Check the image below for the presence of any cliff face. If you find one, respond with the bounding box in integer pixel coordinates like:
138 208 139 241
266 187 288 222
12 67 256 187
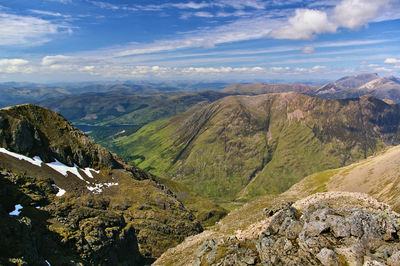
0 104 202 264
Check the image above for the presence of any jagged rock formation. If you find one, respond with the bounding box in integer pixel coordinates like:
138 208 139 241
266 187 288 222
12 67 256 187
155 193 400 265
112 92 400 201
0 104 203 264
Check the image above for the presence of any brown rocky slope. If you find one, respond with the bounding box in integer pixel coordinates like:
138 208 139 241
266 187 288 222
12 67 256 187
0 104 203 265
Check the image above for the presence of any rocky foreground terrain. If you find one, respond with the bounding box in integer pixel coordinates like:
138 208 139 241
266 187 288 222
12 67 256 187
155 192 400 265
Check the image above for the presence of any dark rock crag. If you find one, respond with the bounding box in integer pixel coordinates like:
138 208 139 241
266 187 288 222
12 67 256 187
0 104 203 265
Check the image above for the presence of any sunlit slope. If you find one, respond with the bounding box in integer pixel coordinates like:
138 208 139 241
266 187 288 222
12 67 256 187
112 93 400 201
284 144 400 211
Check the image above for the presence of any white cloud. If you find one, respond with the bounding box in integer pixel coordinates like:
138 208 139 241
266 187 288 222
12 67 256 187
41 55 72 66
117 17 274 56
270 66 290 72
215 0 266 10
384 58 400 64
91 1 137 11
270 9 337 40
171 2 211 9
334 0 390 29
268 0 396 40
0 58 33 73
311 65 326 71
0 12 71 46
302 46 315 54
374 67 393 72
193 12 214 18
29 9 70 18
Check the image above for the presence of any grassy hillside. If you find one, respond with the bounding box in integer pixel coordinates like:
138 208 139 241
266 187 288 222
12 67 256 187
284 144 400 212
110 93 400 201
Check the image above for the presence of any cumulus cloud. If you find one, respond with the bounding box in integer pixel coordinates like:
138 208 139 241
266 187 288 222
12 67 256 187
0 59 33 73
270 9 337 40
384 58 400 64
334 0 391 29
0 12 71 46
269 0 394 40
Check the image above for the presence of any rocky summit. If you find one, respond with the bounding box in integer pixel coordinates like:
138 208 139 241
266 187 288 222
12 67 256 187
155 192 400 265
0 104 202 265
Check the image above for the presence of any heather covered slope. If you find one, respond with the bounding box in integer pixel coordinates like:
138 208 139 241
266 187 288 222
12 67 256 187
0 104 203 264
112 92 400 201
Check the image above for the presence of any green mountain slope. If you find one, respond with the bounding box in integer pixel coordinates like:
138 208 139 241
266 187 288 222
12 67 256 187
0 104 204 264
111 92 400 201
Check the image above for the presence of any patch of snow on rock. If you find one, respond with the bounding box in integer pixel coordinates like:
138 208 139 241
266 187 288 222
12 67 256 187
9 204 23 216
82 167 100 178
87 182 118 194
0 148 42 166
52 184 66 197
46 160 86 181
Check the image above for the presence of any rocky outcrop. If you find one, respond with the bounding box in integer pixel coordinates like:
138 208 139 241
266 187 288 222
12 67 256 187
156 193 400 265
0 104 203 264
0 104 124 170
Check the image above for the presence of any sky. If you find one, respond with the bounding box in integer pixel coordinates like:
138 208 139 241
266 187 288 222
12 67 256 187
0 0 400 83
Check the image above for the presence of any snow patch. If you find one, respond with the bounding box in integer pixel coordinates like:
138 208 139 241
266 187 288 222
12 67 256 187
52 184 66 197
9 204 23 216
87 182 118 194
46 160 86 181
82 167 100 178
0 148 42 166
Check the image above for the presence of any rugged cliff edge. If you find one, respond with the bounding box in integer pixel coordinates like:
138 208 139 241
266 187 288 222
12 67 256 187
0 104 202 265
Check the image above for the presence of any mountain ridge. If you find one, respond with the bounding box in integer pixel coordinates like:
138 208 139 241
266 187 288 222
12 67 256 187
0 104 205 264
111 92 400 201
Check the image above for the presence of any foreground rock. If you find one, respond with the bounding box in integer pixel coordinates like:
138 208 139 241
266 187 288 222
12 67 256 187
155 193 400 265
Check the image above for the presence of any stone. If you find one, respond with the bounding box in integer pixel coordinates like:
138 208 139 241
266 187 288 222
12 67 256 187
387 251 400 266
327 215 350 238
316 248 340 266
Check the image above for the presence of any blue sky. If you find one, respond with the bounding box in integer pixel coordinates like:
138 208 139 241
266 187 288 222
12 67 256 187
0 0 400 82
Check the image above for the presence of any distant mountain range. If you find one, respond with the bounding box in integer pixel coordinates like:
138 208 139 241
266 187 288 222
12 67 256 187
221 73 400 103
0 81 229 108
315 73 400 102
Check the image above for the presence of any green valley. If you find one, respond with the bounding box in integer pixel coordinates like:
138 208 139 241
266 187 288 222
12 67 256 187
110 92 400 201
